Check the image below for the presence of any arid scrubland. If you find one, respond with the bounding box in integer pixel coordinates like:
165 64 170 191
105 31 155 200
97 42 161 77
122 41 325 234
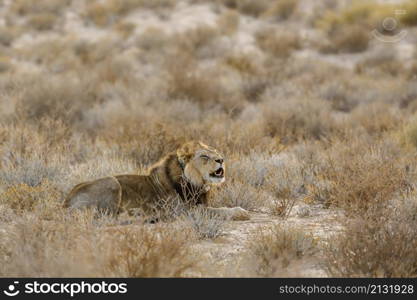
0 0 417 277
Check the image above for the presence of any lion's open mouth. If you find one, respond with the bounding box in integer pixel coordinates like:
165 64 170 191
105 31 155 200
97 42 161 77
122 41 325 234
210 167 224 178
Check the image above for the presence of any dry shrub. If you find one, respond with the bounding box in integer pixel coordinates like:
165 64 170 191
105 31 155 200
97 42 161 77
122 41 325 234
320 81 357 112
0 181 61 215
16 37 85 72
228 153 277 189
220 0 298 20
217 9 240 35
73 38 125 66
211 152 301 212
84 2 115 27
0 121 70 188
248 224 317 277
241 75 273 102
400 118 417 149
182 207 225 239
94 57 135 85
262 153 306 216
324 202 417 277
233 0 270 17
114 21 136 38
256 27 301 58
262 97 336 143
407 62 417 81
316 1 398 53
196 117 281 155
320 24 369 54
319 138 408 214
27 13 57 31
109 0 176 11
264 0 299 21
269 198 296 218
103 224 198 277
317 1 393 34
100 118 183 166
267 169 300 217
85 0 175 26
11 0 71 15
136 27 171 51
0 26 20 46
165 53 230 107
399 82 417 110
355 47 405 77
399 0 417 26
211 181 268 211
223 52 260 75
0 213 199 277
175 25 221 58
318 77 401 113
0 56 12 73
347 102 402 136
13 74 118 127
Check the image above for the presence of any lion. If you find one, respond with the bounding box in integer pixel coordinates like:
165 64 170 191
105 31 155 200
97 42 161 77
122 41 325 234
64 141 250 221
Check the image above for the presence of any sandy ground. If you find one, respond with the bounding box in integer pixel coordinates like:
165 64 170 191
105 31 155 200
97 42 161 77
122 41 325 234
191 205 344 277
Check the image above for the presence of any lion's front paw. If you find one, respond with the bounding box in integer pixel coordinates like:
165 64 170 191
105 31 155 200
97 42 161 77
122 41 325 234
230 207 250 221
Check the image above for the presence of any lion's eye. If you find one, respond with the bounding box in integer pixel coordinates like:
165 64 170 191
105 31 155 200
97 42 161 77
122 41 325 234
200 155 209 160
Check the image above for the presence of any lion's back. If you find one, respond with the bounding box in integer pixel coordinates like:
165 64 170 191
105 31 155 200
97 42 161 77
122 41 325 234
113 174 173 212
64 176 122 213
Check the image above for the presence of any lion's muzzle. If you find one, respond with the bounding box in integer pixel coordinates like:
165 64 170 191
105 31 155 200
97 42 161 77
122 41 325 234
210 167 224 178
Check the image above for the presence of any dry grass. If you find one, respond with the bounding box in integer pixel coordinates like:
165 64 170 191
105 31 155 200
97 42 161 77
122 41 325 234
230 0 271 17
11 0 71 16
0 213 200 277
102 224 199 277
114 21 136 38
315 1 408 53
320 24 370 54
355 47 404 76
211 181 268 211
316 1 394 33
248 224 317 277
0 56 12 72
182 207 225 239
400 0 417 26
0 26 20 46
324 201 417 277
85 0 175 27
225 0 299 20
262 97 337 143
255 27 301 58
0 181 61 214
27 13 58 31
305 137 410 214
217 9 240 35
264 0 299 21
224 53 260 75
165 52 232 107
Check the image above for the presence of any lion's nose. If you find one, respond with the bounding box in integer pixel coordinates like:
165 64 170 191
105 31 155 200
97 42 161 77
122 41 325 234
215 159 223 164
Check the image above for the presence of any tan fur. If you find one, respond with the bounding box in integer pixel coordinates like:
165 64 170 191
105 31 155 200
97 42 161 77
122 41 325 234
64 141 250 220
